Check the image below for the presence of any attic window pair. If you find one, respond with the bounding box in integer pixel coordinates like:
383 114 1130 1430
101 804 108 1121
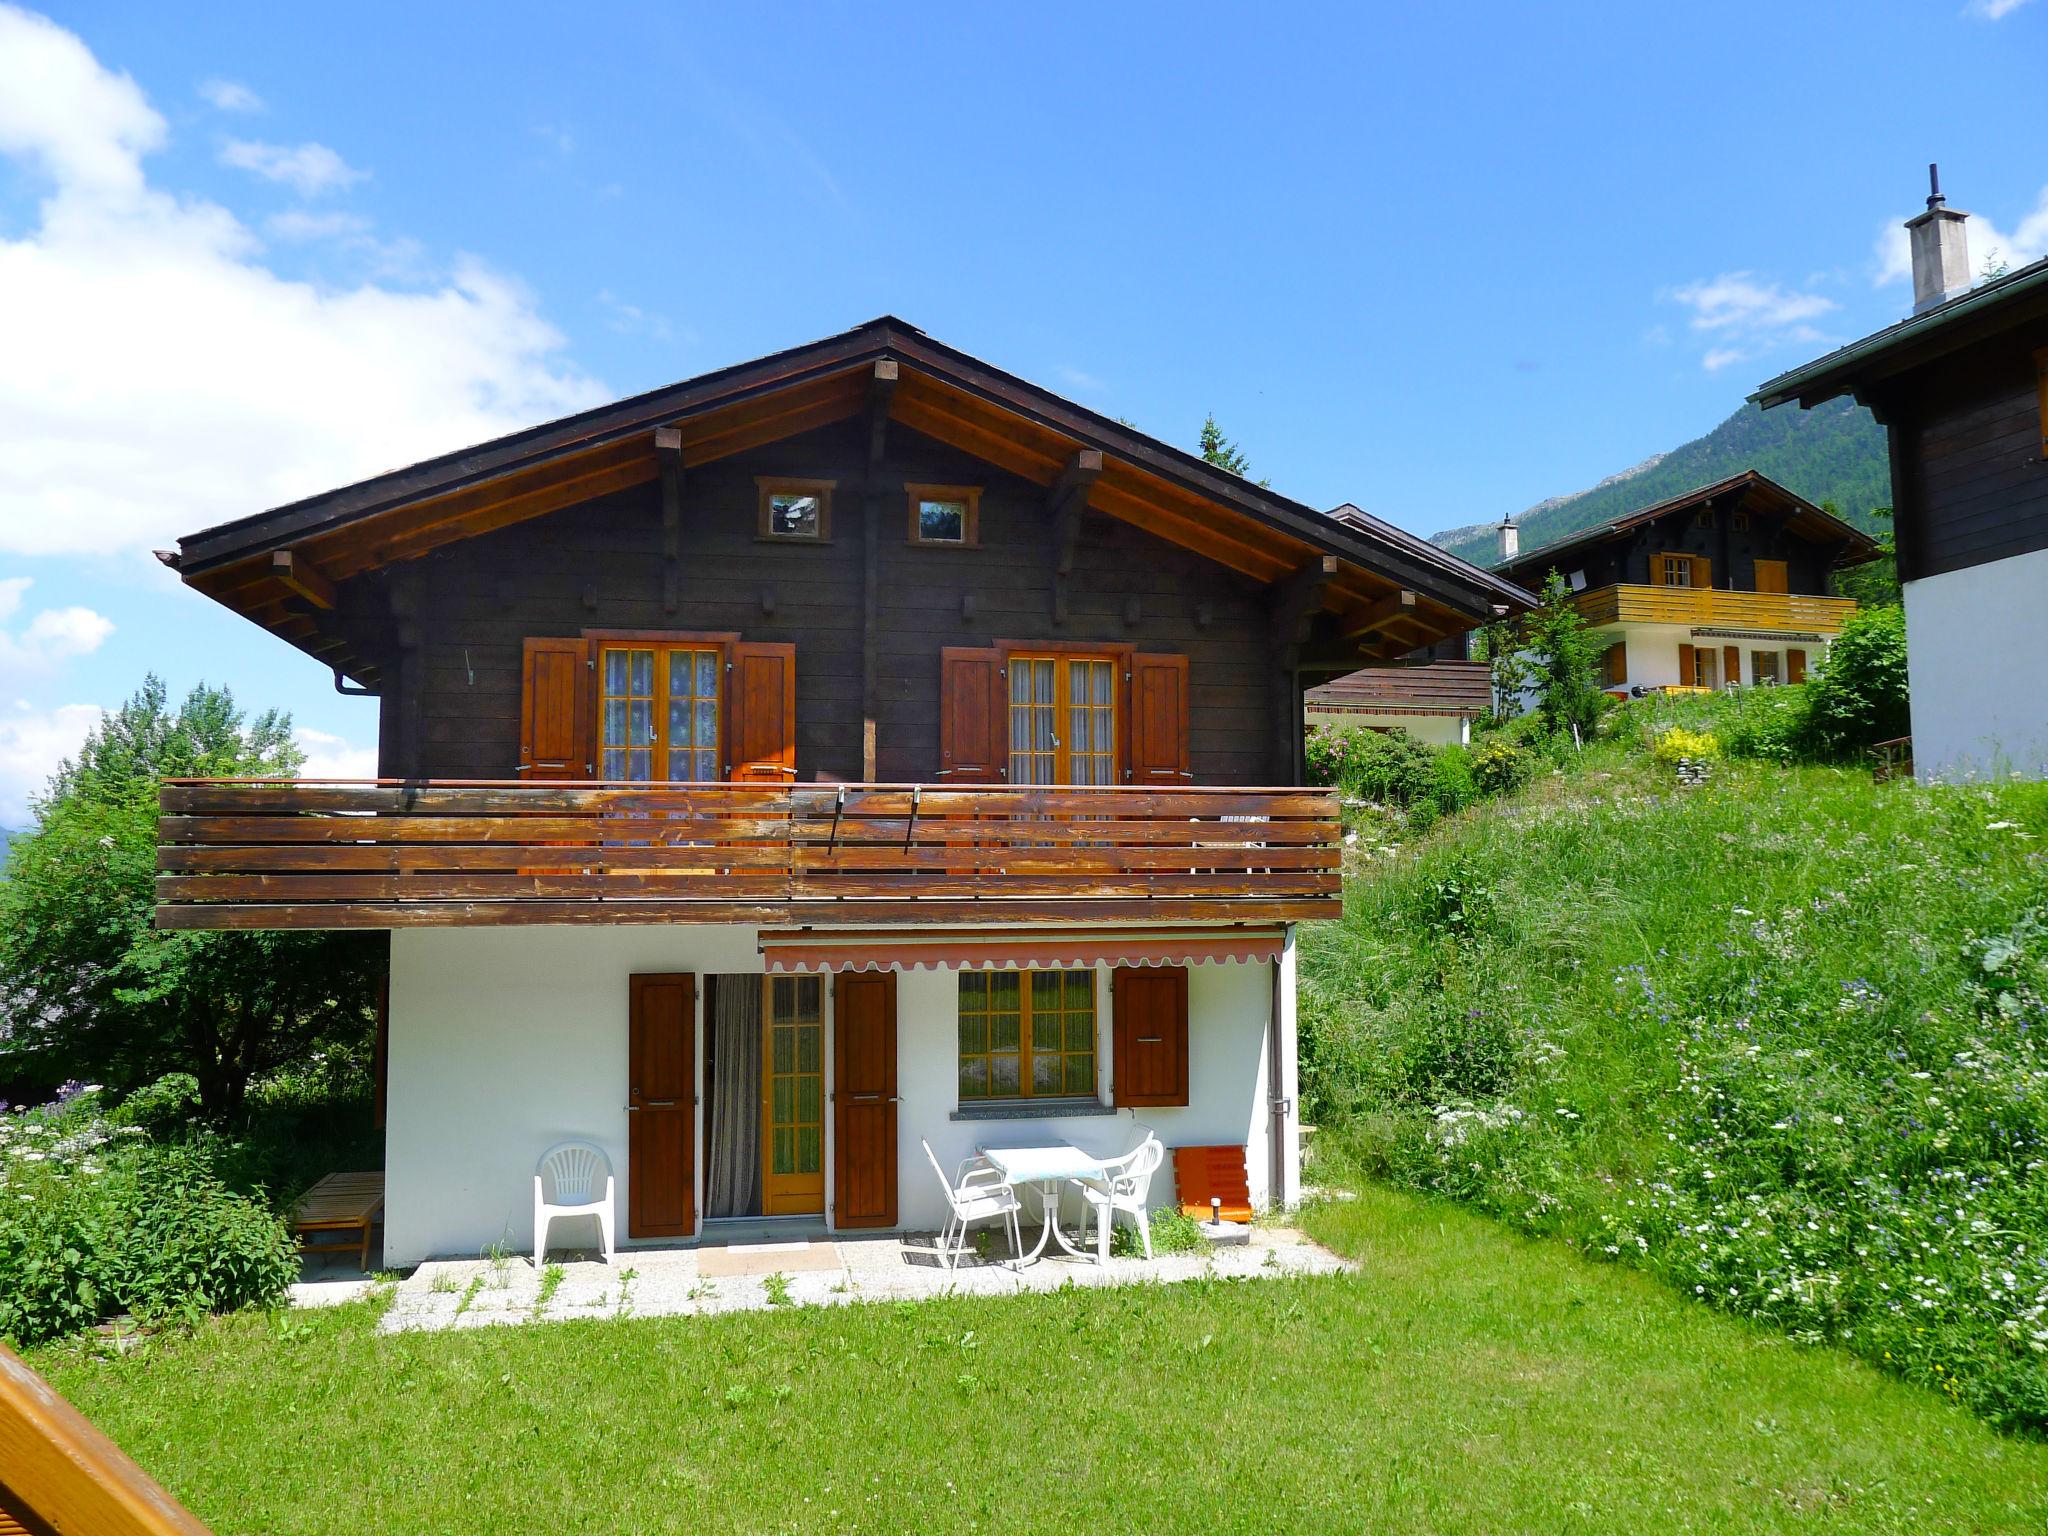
755 479 980 547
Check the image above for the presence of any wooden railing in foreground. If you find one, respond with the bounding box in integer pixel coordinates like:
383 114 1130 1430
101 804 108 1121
0 1342 213 1536
156 781 1343 929
1574 584 1856 633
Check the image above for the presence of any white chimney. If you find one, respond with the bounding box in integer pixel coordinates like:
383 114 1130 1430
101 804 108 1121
1498 515 1519 562
1906 163 1970 314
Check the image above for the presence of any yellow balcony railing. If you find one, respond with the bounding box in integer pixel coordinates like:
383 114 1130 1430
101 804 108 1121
1574 584 1856 634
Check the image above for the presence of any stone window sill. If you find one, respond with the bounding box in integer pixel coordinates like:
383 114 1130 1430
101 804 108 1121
949 1098 1117 1122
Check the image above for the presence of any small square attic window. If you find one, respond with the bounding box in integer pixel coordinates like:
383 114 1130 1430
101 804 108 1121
757 478 833 542
907 484 980 547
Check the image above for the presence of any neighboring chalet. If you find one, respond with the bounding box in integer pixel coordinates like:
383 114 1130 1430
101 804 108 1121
1756 174 2048 780
1304 660 1492 745
153 317 1528 1265
1495 472 1881 695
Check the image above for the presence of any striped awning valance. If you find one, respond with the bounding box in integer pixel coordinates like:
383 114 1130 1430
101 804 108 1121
757 926 1287 973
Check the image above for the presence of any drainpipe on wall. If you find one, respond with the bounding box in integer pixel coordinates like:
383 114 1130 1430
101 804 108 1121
1268 930 1294 1208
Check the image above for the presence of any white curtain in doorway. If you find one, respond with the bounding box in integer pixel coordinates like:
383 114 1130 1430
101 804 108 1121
705 977 761 1218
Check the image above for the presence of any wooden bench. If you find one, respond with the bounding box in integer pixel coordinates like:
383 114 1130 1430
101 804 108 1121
1172 1145 1254 1224
293 1171 384 1272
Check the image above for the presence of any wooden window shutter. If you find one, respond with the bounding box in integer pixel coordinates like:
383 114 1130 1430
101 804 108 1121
1112 966 1189 1108
1648 553 1665 586
727 642 797 783
939 647 1006 783
1786 647 1807 684
1693 555 1713 589
519 636 590 780
1754 559 1789 595
1677 642 1695 685
1604 641 1627 688
1127 653 1190 785
1723 644 1741 686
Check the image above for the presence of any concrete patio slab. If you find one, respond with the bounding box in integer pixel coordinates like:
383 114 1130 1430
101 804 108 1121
372 1223 1349 1334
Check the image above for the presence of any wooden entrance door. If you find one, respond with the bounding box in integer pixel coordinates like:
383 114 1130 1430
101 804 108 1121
628 973 695 1238
760 975 825 1215
833 972 898 1228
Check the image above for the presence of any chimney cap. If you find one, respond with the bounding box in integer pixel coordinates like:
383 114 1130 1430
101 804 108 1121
1926 162 1944 211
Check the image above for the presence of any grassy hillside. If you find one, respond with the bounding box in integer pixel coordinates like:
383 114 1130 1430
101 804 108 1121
1433 398 1889 564
1302 694 2048 1433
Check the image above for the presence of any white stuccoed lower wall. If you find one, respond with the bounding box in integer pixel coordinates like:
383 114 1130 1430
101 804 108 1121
1904 548 2048 783
384 925 1294 1266
1304 709 1470 746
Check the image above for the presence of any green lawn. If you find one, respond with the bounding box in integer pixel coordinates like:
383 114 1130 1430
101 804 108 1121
35 1184 2048 1535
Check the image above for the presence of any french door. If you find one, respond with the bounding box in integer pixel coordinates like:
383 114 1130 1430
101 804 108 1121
760 975 825 1215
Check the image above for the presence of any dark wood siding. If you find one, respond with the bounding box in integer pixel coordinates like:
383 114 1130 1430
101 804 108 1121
380 418 1275 783
1899 328 2048 580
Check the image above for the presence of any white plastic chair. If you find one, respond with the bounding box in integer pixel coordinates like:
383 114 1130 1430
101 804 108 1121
534 1141 616 1266
1072 1134 1166 1262
922 1139 1023 1271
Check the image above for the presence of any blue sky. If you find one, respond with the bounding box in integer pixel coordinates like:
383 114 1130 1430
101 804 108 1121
0 1 2043 820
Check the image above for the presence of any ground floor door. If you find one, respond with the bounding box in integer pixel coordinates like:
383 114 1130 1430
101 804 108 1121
760 975 826 1215
833 971 898 1228
628 973 696 1238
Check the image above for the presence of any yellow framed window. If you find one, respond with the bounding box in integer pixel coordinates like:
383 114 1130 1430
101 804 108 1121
598 644 722 781
957 969 1096 1101
1007 655 1118 786
762 974 824 1190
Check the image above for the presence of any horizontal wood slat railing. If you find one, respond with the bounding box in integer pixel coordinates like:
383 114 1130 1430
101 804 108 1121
1573 584 1856 633
155 781 1343 929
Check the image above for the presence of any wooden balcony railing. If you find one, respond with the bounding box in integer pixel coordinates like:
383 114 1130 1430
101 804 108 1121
156 781 1342 929
1574 584 1857 634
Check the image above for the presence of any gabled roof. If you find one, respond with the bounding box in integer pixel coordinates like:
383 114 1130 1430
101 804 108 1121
1752 253 2048 410
1494 470 1883 585
167 317 1532 683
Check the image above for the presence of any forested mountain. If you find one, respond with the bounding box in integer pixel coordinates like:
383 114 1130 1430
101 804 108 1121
1431 398 1889 565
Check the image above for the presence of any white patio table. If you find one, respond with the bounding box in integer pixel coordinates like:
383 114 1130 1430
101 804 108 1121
978 1142 1111 1265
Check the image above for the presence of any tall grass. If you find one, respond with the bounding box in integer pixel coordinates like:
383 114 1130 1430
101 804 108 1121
1302 707 2048 1432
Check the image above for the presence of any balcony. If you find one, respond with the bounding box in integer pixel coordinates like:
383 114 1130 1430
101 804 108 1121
1574 584 1857 634
156 781 1341 930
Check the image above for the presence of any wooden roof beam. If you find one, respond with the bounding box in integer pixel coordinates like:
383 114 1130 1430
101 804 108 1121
1338 588 1417 641
1270 555 1338 652
270 550 336 610
1048 449 1104 579
656 427 684 614
866 359 899 465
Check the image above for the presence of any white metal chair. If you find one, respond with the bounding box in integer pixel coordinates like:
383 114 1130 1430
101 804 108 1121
922 1139 1023 1271
534 1141 616 1266
1072 1134 1166 1262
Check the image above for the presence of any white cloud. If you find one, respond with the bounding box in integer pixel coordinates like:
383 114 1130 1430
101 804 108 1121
0 577 113 670
294 725 376 780
1966 0 2034 17
1873 183 2048 286
198 77 263 113
596 288 675 342
0 4 606 562
0 701 103 824
219 137 365 197
1662 271 1837 372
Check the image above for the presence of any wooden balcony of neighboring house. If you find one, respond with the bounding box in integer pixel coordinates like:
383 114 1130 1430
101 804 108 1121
1572 584 1858 634
154 780 1343 930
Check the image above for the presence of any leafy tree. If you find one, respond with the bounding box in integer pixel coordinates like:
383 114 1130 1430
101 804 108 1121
1198 414 1270 487
1829 502 1902 607
0 677 382 1120
1518 572 1605 740
1803 604 1910 757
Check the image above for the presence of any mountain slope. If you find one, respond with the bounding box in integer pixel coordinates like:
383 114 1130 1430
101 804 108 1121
1432 398 1889 565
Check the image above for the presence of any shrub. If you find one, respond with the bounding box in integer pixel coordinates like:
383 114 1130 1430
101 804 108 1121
1650 726 1720 767
111 1072 200 1136
0 1096 297 1346
1717 686 1811 763
1802 604 1909 758
1110 1204 1210 1257
1470 736 1535 796
1305 725 1437 808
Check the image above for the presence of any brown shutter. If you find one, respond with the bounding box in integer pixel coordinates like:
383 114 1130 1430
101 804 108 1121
727 642 796 783
832 972 897 1229
1786 647 1808 684
1723 644 1741 687
628 973 695 1239
1648 553 1664 587
1113 966 1189 1108
1603 641 1627 688
1128 652 1190 786
520 636 590 780
1754 559 1789 595
939 647 1006 783
1677 642 1695 685
1693 555 1713 589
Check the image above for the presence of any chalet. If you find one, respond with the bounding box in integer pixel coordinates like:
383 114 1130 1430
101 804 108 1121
153 317 1528 1266
1304 660 1493 745
1755 173 2048 780
1493 472 1882 695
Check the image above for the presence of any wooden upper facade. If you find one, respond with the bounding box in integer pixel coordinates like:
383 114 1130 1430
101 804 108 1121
1497 471 1880 602
155 319 1526 930
1755 257 2048 583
